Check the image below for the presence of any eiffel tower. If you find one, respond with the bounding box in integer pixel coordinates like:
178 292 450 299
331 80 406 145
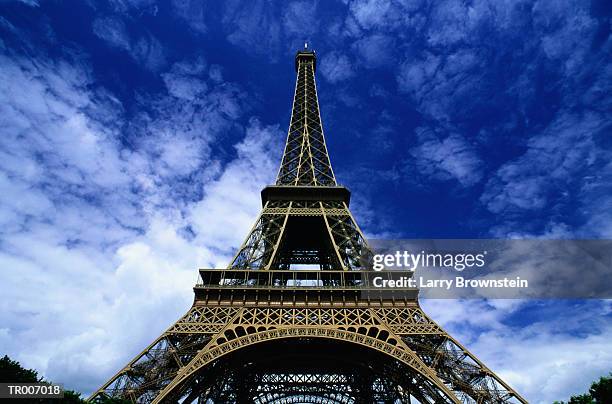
90 47 527 404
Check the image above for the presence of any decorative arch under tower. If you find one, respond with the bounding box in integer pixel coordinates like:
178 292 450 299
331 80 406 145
89 47 527 404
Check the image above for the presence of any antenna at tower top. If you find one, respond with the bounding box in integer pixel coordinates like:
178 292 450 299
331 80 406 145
304 42 308 49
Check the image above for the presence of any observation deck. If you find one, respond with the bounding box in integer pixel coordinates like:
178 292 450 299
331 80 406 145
195 268 419 305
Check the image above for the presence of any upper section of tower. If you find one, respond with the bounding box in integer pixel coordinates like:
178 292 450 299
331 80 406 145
275 47 337 187
295 47 316 72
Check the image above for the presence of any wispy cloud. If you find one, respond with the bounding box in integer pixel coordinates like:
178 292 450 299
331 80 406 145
347 0 422 33
189 119 282 257
222 0 282 57
92 15 166 71
282 1 319 38
171 0 207 34
92 16 130 51
14 0 39 7
397 48 490 123
481 110 611 237
319 51 354 83
0 33 280 394
408 127 484 187
349 0 394 30
353 33 395 68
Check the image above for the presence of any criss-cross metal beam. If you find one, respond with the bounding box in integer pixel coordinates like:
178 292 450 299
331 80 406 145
276 50 336 186
89 47 527 404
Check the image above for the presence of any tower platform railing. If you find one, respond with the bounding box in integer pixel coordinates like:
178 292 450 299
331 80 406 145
194 268 419 303
197 268 416 289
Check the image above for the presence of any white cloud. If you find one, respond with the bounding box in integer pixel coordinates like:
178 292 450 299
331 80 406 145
92 16 166 71
391 0 611 239
397 48 484 122
320 51 354 83
0 43 283 396
397 52 440 94
425 0 472 46
15 0 40 7
353 34 394 67
422 299 612 403
409 128 483 187
480 111 609 236
189 119 282 257
0 214 204 392
347 0 422 33
533 0 598 76
172 0 207 34
131 34 166 71
161 58 208 100
92 17 131 52
222 0 282 57
283 1 319 38
350 0 393 29
107 0 158 14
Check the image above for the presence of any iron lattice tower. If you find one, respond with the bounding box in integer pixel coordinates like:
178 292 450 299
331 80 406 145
90 48 527 404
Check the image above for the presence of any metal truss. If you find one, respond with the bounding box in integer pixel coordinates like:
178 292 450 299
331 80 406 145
89 48 526 404
92 333 211 402
276 52 335 186
90 305 525 403
228 200 371 271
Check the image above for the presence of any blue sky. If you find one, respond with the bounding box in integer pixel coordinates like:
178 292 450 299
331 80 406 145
0 0 610 402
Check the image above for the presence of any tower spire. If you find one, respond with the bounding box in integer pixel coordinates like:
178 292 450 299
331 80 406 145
226 47 369 271
277 47 335 186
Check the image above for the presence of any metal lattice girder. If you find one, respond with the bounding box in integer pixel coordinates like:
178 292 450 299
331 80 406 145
169 306 241 334
277 52 336 186
228 200 372 271
402 333 524 404
250 373 431 403
91 333 211 402
228 51 372 272
159 322 459 404
256 394 350 404
148 313 459 403
251 373 355 403
91 304 526 403
89 48 527 404
228 201 288 270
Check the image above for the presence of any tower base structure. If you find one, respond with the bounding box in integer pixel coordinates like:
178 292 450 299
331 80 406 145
91 273 525 403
